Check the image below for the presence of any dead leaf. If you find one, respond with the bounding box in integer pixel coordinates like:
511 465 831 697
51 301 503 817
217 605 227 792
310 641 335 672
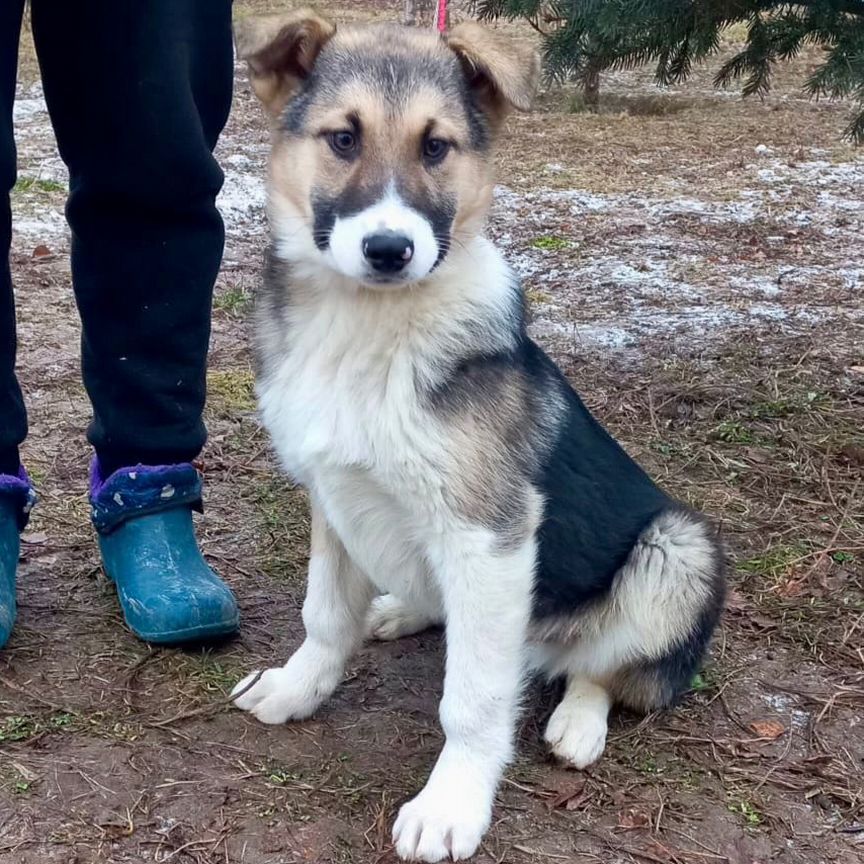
545 778 588 811
749 720 785 740
21 532 48 545
838 443 864 466
32 244 51 258
618 809 651 830
776 577 806 598
725 589 749 611
644 839 676 862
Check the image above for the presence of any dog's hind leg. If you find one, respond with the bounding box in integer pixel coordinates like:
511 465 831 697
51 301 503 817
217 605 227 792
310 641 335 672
232 502 375 723
537 506 724 767
544 677 611 768
366 593 440 641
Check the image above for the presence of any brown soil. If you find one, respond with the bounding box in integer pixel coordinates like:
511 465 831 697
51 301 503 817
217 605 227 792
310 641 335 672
1 3 862 863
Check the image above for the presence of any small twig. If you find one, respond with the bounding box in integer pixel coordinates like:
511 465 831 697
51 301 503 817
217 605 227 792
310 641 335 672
784 545 864 569
797 479 860 579
511 846 570 860
0 674 77 714
147 670 263 729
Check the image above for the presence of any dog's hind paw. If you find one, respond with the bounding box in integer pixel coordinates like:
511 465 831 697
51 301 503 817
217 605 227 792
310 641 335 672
366 594 436 642
544 697 608 769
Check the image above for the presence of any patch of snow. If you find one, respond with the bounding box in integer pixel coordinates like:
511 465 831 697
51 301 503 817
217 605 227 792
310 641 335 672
730 275 781 298
217 171 267 230
762 693 794 711
791 710 810 729
13 209 68 239
12 86 47 123
818 191 863 213
748 303 789 321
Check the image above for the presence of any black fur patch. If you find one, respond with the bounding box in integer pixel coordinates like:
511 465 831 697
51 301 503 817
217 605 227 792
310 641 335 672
254 248 294 375
311 182 454 256
311 182 386 249
531 369 674 619
398 185 455 266
311 194 338 250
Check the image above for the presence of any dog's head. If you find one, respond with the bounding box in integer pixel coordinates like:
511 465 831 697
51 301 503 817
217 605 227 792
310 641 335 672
235 10 539 288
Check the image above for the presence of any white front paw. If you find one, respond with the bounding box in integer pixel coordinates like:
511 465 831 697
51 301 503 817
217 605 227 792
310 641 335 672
393 783 491 862
231 667 319 724
544 700 608 769
232 644 342 724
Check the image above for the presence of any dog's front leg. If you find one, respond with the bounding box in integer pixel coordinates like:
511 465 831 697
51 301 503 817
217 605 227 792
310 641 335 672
393 528 534 862
232 503 374 724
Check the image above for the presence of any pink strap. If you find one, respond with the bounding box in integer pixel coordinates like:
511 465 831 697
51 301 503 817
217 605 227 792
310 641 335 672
436 0 448 32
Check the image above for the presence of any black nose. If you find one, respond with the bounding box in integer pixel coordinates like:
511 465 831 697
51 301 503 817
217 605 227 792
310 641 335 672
362 231 414 274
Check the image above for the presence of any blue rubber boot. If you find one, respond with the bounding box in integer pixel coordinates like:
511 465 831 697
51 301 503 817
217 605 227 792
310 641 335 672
91 461 239 644
0 468 37 649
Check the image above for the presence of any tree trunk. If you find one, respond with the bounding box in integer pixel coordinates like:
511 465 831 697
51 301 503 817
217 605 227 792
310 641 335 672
583 65 600 112
404 0 436 27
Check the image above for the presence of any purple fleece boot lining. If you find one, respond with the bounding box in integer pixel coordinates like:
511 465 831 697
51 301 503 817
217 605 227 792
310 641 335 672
89 458 204 535
0 466 37 530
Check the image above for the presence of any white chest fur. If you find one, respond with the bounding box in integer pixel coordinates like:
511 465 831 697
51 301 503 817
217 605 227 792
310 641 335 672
258 238 513 491
259 290 438 489
255 239 517 595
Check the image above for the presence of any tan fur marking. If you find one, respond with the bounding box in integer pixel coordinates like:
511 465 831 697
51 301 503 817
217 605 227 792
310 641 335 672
446 21 540 120
234 9 336 116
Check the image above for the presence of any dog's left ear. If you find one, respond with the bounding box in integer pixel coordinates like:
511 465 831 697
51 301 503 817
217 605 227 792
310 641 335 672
234 9 336 117
445 21 540 121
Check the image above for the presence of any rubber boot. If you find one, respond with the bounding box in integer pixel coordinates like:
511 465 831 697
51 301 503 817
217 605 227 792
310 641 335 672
90 460 239 644
0 468 37 649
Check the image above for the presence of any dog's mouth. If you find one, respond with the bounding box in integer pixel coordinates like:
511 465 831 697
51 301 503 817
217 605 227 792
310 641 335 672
312 190 452 287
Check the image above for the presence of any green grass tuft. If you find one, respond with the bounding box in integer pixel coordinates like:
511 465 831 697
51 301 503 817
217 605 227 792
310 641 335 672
208 368 256 414
0 711 74 743
529 235 570 251
712 421 755 444
738 543 810 579
13 176 66 194
214 285 252 317
728 797 763 827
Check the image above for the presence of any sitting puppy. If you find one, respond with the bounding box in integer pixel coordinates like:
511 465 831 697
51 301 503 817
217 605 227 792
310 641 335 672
231 10 725 862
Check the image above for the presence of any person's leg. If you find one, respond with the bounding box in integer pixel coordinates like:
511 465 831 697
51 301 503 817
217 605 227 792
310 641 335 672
0 0 27 478
31 0 231 472
0 0 30 650
30 0 238 644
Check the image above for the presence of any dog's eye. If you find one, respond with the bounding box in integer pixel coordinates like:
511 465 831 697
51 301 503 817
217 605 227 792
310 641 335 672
328 130 358 157
422 137 450 164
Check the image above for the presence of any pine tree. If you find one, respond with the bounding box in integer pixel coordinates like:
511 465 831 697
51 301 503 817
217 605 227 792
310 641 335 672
470 1 864 143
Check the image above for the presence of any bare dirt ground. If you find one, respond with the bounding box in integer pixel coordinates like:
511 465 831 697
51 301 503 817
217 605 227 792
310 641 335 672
1 2 862 862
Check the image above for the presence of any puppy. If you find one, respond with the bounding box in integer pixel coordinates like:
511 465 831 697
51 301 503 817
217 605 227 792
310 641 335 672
231 11 725 862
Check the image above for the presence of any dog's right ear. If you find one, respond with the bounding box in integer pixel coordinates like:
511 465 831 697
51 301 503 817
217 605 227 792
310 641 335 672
234 9 335 117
